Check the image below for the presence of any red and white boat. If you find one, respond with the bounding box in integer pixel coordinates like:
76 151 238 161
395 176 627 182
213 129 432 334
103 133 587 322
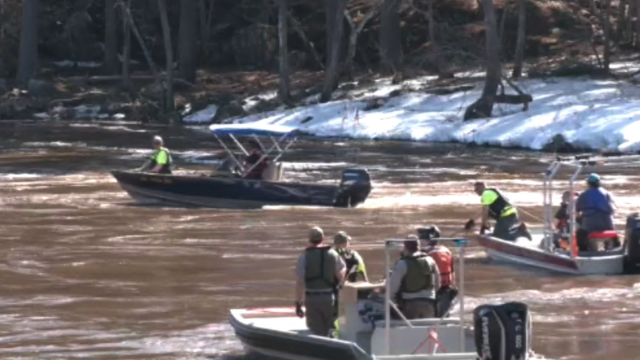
478 154 640 276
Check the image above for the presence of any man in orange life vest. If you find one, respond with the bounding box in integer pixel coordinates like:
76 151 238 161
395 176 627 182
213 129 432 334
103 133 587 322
295 227 346 336
416 226 458 317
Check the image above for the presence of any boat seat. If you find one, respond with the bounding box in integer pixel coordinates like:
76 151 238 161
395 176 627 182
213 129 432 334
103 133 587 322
587 230 618 240
586 231 619 252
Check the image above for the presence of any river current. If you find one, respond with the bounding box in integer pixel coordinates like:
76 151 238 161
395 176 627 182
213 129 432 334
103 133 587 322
1 122 639 360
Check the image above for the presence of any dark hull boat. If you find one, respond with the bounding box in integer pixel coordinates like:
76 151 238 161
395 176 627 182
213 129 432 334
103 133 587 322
112 123 372 209
111 168 372 209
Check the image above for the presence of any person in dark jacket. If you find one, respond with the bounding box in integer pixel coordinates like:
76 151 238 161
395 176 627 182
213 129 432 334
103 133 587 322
575 173 616 251
243 140 269 179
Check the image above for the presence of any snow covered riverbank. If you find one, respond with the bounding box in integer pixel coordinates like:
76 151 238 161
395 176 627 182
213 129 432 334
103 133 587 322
198 74 640 152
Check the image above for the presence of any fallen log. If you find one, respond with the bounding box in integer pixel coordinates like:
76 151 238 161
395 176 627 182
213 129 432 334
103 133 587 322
61 75 195 88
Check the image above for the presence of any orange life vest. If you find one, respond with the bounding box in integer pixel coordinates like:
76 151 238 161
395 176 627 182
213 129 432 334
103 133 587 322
425 245 455 287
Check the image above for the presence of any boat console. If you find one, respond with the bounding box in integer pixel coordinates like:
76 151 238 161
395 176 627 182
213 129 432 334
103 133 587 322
338 281 471 355
262 161 284 182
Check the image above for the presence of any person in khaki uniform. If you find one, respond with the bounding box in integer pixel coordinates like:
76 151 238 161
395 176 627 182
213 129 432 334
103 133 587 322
333 231 368 283
295 227 346 336
388 234 440 319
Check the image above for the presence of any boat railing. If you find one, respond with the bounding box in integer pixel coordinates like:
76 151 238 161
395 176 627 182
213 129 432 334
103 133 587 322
383 238 469 356
213 132 297 179
543 153 640 256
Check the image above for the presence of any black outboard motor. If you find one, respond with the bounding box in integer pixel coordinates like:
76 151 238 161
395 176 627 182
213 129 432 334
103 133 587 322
474 302 531 360
623 213 640 274
335 168 372 207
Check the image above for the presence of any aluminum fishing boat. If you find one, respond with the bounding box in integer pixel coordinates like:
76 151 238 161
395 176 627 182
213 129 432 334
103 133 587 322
111 124 372 208
478 153 640 275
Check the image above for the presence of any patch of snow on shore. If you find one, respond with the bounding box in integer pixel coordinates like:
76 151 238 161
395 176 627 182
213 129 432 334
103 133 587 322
183 104 218 124
229 77 640 152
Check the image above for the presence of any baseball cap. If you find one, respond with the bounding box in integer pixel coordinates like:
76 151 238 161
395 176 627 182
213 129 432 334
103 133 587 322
587 173 600 184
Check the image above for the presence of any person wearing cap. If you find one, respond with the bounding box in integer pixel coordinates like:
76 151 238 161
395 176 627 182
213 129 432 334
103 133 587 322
138 136 173 174
575 173 616 251
243 140 269 179
387 234 440 319
295 226 346 336
416 226 457 317
468 181 531 241
333 231 368 283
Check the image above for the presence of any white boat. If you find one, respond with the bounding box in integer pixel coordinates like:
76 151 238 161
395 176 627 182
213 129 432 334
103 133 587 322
478 154 640 275
229 238 534 360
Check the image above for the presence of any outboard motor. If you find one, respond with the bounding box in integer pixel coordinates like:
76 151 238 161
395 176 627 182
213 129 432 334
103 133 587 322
335 169 372 207
623 213 640 274
474 302 531 360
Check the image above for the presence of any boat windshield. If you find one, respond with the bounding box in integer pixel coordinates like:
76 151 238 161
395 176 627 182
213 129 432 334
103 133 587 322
208 124 299 178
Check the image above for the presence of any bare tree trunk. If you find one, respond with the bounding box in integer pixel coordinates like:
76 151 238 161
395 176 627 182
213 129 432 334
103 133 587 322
463 0 502 121
343 6 377 79
379 0 403 75
602 0 612 70
636 0 640 48
408 0 448 77
324 0 340 64
512 0 526 78
289 12 324 69
198 0 216 59
616 0 628 42
320 0 347 103
157 0 175 113
121 0 131 88
17 0 40 85
104 0 119 74
178 0 198 83
120 2 159 78
498 3 508 51
277 0 290 102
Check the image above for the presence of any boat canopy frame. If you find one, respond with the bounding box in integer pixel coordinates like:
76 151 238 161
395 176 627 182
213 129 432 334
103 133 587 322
382 237 469 356
209 124 299 178
542 153 640 255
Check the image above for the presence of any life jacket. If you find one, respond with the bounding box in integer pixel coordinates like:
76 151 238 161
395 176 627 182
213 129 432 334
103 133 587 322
149 147 173 174
399 252 435 295
425 245 454 288
484 188 513 220
304 245 337 290
246 150 269 179
336 248 364 282
579 188 613 216
555 203 569 232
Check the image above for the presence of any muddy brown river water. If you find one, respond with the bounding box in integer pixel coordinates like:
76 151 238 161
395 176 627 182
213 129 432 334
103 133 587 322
1 122 639 360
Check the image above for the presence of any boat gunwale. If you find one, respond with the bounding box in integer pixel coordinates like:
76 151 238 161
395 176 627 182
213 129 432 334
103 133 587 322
111 169 353 190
